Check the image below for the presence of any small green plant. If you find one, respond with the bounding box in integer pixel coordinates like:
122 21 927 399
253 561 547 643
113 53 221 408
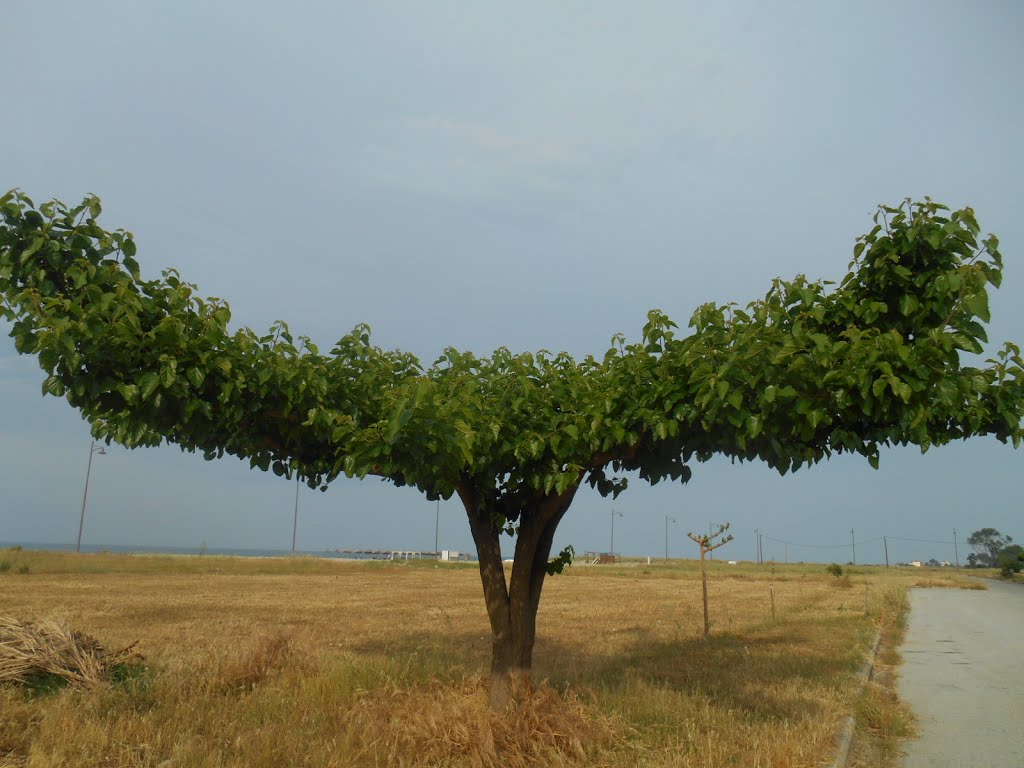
0 560 11 572
17 564 30 575
25 671 70 697
826 563 844 577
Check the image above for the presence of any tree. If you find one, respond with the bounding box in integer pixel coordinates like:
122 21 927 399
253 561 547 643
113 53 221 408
997 544 1024 578
687 523 734 638
2 192 1023 710
967 528 1013 568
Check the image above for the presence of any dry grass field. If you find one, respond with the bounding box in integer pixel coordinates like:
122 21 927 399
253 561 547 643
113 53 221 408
0 549 988 768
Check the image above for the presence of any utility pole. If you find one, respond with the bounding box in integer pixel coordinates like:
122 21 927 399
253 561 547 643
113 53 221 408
435 499 440 555
291 474 300 556
610 508 623 557
850 528 856 565
953 529 959 567
77 440 106 553
754 529 759 565
883 535 889 568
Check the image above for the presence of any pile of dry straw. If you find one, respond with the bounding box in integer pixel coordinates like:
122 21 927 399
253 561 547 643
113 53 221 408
0 616 140 688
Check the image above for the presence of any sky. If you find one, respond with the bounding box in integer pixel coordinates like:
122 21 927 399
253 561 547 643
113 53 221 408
1 1 1021 566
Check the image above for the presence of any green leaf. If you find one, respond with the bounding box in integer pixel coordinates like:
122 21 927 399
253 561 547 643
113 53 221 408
123 256 140 279
42 375 64 397
139 371 160 400
19 237 44 264
160 361 177 388
963 291 990 323
546 545 575 575
898 294 919 317
186 367 206 389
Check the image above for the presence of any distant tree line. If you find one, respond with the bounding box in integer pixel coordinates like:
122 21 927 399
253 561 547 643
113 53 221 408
966 528 1023 576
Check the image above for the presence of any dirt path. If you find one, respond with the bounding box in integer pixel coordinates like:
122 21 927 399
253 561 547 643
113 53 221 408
898 579 1024 767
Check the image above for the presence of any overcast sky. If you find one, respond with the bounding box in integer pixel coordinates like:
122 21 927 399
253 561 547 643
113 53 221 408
2 1 1021 565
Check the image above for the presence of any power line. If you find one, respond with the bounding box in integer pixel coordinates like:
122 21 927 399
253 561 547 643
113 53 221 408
762 534 883 550
885 535 958 546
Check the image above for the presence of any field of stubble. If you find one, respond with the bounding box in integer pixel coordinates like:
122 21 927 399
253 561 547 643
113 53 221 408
0 551 971 768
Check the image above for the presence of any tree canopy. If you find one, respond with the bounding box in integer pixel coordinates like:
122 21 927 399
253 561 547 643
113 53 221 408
2 190 1022 706
997 544 1023 577
967 527 1015 568
3 192 1020 501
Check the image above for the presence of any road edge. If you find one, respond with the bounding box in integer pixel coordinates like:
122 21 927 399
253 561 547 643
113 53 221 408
829 628 882 768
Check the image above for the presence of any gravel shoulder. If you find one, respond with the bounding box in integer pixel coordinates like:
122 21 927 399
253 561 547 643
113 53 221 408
898 579 1024 767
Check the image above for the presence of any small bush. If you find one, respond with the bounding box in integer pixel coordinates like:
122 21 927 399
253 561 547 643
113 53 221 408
997 545 1023 578
17 564 29 575
826 563 844 578
0 561 11 573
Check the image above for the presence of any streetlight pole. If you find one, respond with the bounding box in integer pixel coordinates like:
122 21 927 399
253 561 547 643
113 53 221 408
77 440 106 553
610 508 623 557
953 529 959 567
435 499 440 556
291 474 300 556
665 515 676 560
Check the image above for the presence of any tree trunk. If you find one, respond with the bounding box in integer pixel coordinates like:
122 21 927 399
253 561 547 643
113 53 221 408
457 482 577 710
700 547 710 639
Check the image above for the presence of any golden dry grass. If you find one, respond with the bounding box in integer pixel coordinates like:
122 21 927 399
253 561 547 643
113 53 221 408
0 616 140 689
0 551 974 768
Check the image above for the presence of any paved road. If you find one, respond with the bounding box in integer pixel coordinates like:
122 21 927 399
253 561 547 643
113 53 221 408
898 580 1024 767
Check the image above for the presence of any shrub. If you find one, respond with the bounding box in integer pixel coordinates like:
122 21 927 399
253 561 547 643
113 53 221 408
826 563 844 578
997 545 1023 578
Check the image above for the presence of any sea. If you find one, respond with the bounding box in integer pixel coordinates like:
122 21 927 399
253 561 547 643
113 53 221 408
0 541 472 561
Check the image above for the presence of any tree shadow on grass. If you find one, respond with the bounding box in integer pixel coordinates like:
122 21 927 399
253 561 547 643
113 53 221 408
573 618 869 724
343 614 869 725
